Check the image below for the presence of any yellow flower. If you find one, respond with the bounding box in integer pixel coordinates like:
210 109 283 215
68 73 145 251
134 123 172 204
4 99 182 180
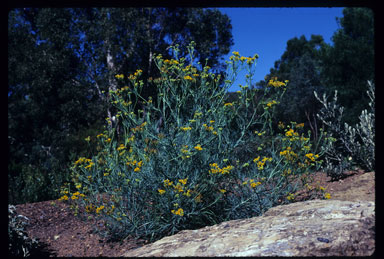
266 100 277 107
183 189 192 197
58 195 69 201
163 179 173 187
232 51 240 56
305 153 318 162
171 208 184 216
134 167 140 172
96 205 105 214
285 129 298 137
115 74 124 79
287 193 295 201
158 189 166 195
117 144 125 151
180 126 192 131
174 183 184 193
324 193 331 199
84 161 95 169
184 75 193 80
224 102 233 107
267 77 287 88
179 178 188 185
137 160 143 167
250 182 261 188
219 189 226 193
194 144 203 151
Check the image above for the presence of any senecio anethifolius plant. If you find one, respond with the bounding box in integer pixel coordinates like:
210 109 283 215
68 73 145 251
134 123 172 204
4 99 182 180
63 42 330 242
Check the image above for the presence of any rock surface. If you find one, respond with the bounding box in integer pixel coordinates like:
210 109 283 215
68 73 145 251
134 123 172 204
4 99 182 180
123 199 375 257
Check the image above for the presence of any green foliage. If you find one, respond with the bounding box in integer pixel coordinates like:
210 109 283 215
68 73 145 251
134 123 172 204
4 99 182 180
314 80 375 180
8 205 41 257
64 44 329 242
320 7 374 124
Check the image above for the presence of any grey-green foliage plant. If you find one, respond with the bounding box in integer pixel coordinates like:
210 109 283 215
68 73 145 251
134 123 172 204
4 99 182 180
314 80 375 179
67 43 327 242
8 205 40 257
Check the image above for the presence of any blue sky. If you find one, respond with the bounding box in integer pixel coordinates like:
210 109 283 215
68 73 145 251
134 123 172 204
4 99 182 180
217 7 344 92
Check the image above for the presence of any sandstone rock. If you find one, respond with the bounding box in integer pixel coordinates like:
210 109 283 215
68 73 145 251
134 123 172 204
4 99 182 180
123 199 375 257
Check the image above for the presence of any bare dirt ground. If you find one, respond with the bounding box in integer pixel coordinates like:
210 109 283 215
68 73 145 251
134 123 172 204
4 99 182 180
14 169 374 257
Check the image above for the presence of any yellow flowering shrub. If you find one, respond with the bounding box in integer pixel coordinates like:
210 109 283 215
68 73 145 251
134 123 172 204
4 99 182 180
64 42 329 243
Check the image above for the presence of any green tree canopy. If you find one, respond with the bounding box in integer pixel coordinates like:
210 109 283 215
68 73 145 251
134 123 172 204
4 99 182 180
320 7 374 124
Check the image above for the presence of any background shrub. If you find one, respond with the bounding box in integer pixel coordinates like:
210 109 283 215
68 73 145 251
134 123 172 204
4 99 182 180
314 80 375 180
8 205 41 257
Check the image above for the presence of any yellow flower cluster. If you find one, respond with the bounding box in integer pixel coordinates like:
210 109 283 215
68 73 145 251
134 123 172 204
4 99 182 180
209 163 234 174
171 208 184 216
180 145 191 159
74 157 92 165
229 51 259 65
180 126 192 131
97 133 106 139
71 191 85 200
194 144 203 151
254 130 266 136
126 159 143 172
131 122 147 133
253 156 272 170
242 178 262 188
58 195 69 201
286 193 295 201
96 205 105 214
74 157 95 170
279 147 298 162
266 100 278 108
305 153 319 162
163 59 179 65
267 77 288 88
285 128 299 137
184 75 193 81
161 178 192 198
203 121 218 135
117 144 126 151
115 74 124 80
128 69 143 80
